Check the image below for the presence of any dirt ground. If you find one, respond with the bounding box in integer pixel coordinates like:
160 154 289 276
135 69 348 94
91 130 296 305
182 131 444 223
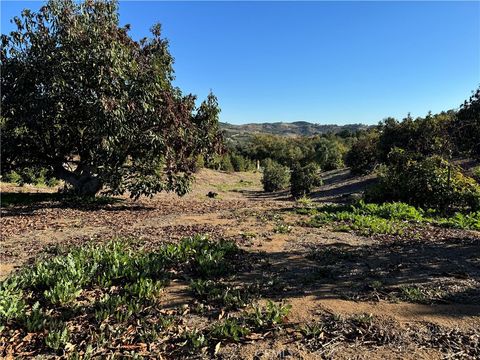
1 168 479 359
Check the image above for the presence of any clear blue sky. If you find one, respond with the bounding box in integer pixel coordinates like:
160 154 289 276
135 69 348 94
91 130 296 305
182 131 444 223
2 1 479 125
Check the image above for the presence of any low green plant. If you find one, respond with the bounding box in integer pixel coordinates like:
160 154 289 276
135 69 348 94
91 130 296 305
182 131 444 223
296 195 315 209
0 282 25 321
44 280 83 305
400 286 426 303
300 323 324 338
273 223 292 234
306 201 480 233
124 277 164 300
436 211 480 231
45 324 70 351
182 329 208 350
249 300 292 328
20 302 47 332
472 166 480 183
210 318 250 342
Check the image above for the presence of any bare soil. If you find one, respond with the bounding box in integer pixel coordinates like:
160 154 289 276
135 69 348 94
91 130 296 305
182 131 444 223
1 168 479 359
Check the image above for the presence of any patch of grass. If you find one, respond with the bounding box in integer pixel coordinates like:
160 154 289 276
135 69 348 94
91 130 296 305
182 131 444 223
213 179 254 192
181 329 208 350
303 201 479 234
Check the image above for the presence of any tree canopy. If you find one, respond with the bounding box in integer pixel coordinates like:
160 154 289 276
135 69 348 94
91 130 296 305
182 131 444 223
1 0 222 198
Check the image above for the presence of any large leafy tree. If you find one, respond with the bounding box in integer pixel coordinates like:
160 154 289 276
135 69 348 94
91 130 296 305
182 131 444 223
455 87 480 159
1 0 222 197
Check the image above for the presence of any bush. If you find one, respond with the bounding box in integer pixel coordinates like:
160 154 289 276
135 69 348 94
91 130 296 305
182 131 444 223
290 163 322 197
2 167 59 187
261 159 290 192
220 155 235 173
230 153 255 172
345 131 380 175
366 149 480 211
472 166 480 183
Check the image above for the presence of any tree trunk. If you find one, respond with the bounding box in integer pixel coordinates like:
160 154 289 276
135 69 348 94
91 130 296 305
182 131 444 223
54 165 102 196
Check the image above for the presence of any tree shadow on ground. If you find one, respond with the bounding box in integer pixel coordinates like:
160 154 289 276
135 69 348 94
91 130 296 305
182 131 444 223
1 192 153 216
234 188 293 201
241 234 480 317
310 174 378 203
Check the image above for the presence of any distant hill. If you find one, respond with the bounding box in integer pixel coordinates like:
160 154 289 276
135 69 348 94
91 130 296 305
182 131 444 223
220 121 371 139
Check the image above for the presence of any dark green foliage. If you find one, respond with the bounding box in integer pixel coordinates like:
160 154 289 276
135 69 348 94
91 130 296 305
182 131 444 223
454 87 480 159
220 155 235 173
261 159 290 192
472 166 480 183
366 149 480 211
290 163 322 197
230 153 256 172
345 131 380 174
377 113 455 163
2 168 59 187
242 134 347 170
1 0 222 198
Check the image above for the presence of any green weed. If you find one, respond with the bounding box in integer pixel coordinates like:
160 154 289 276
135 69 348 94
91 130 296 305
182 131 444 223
210 318 250 342
400 286 426 303
45 323 70 351
249 300 292 328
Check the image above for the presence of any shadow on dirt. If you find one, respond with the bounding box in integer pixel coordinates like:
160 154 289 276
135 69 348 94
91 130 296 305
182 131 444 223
310 170 378 202
1 192 153 216
242 234 480 316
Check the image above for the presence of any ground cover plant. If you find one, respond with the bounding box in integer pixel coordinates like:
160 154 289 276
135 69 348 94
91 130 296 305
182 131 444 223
0 235 295 358
301 201 480 235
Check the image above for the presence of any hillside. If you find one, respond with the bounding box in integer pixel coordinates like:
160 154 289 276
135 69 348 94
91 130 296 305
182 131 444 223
220 121 370 138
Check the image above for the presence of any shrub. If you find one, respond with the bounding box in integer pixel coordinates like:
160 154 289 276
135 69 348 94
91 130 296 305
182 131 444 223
230 153 255 172
261 159 290 192
220 155 235 173
366 149 480 211
345 131 380 175
290 163 322 197
472 166 480 183
2 167 59 187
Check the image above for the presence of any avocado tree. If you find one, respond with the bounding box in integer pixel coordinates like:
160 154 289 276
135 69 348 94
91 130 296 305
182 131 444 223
1 0 222 198
455 87 480 159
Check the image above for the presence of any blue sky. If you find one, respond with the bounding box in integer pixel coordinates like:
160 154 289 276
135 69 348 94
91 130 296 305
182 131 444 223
2 1 479 125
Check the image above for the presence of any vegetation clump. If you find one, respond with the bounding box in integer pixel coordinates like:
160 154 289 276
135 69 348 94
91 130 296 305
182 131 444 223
1 0 222 198
366 149 480 211
261 159 290 192
304 201 480 234
290 163 322 197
